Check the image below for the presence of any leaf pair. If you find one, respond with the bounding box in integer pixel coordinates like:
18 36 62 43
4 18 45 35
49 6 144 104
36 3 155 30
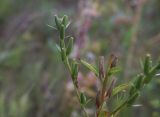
55 15 70 30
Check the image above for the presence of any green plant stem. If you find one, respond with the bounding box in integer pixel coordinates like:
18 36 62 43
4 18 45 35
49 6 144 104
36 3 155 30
65 58 89 117
55 15 160 117
81 105 89 117
74 85 89 117
58 21 89 117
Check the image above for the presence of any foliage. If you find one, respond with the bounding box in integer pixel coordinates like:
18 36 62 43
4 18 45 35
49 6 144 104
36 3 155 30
54 15 160 117
0 0 160 117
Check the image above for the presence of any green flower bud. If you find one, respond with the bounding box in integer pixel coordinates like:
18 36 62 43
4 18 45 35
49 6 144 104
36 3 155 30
66 37 74 56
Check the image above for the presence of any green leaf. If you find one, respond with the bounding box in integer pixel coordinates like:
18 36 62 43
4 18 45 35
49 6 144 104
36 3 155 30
71 62 78 81
80 92 87 105
129 84 137 96
139 58 144 70
47 24 57 30
127 92 139 106
62 15 69 28
134 74 144 89
55 15 61 30
85 99 92 105
55 44 61 52
144 62 160 84
144 54 152 75
112 83 130 97
108 67 121 76
66 37 73 56
80 59 98 76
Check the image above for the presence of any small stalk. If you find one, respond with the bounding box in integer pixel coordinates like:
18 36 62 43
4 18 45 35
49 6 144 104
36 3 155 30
55 15 89 117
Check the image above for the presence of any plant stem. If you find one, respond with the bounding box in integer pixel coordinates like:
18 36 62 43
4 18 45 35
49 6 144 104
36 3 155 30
65 58 89 117
96 74 109 116
96 102 104 117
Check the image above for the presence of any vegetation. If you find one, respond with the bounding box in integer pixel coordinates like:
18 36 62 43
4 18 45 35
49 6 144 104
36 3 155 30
0 0 160 117
54 15 160 117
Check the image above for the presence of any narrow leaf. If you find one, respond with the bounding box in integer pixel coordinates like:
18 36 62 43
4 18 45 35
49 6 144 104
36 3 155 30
47 24 57 29
144 54 151 75
108 67 121 76
134 74 144 89
127 92 139 106
112 83 130 97
62 15 69 28
80 92 87 105
66 37 73 56
55 15 61 30
71 62 78 81
55 44 61 52
80 59 98 76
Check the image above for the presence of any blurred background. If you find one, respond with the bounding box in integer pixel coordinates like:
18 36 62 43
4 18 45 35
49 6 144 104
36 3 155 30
0 0 160 117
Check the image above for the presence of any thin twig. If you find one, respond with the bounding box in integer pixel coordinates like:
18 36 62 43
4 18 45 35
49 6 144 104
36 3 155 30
65 58 89 117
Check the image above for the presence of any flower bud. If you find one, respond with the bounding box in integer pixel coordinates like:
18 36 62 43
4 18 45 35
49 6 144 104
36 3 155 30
109 54 117 68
